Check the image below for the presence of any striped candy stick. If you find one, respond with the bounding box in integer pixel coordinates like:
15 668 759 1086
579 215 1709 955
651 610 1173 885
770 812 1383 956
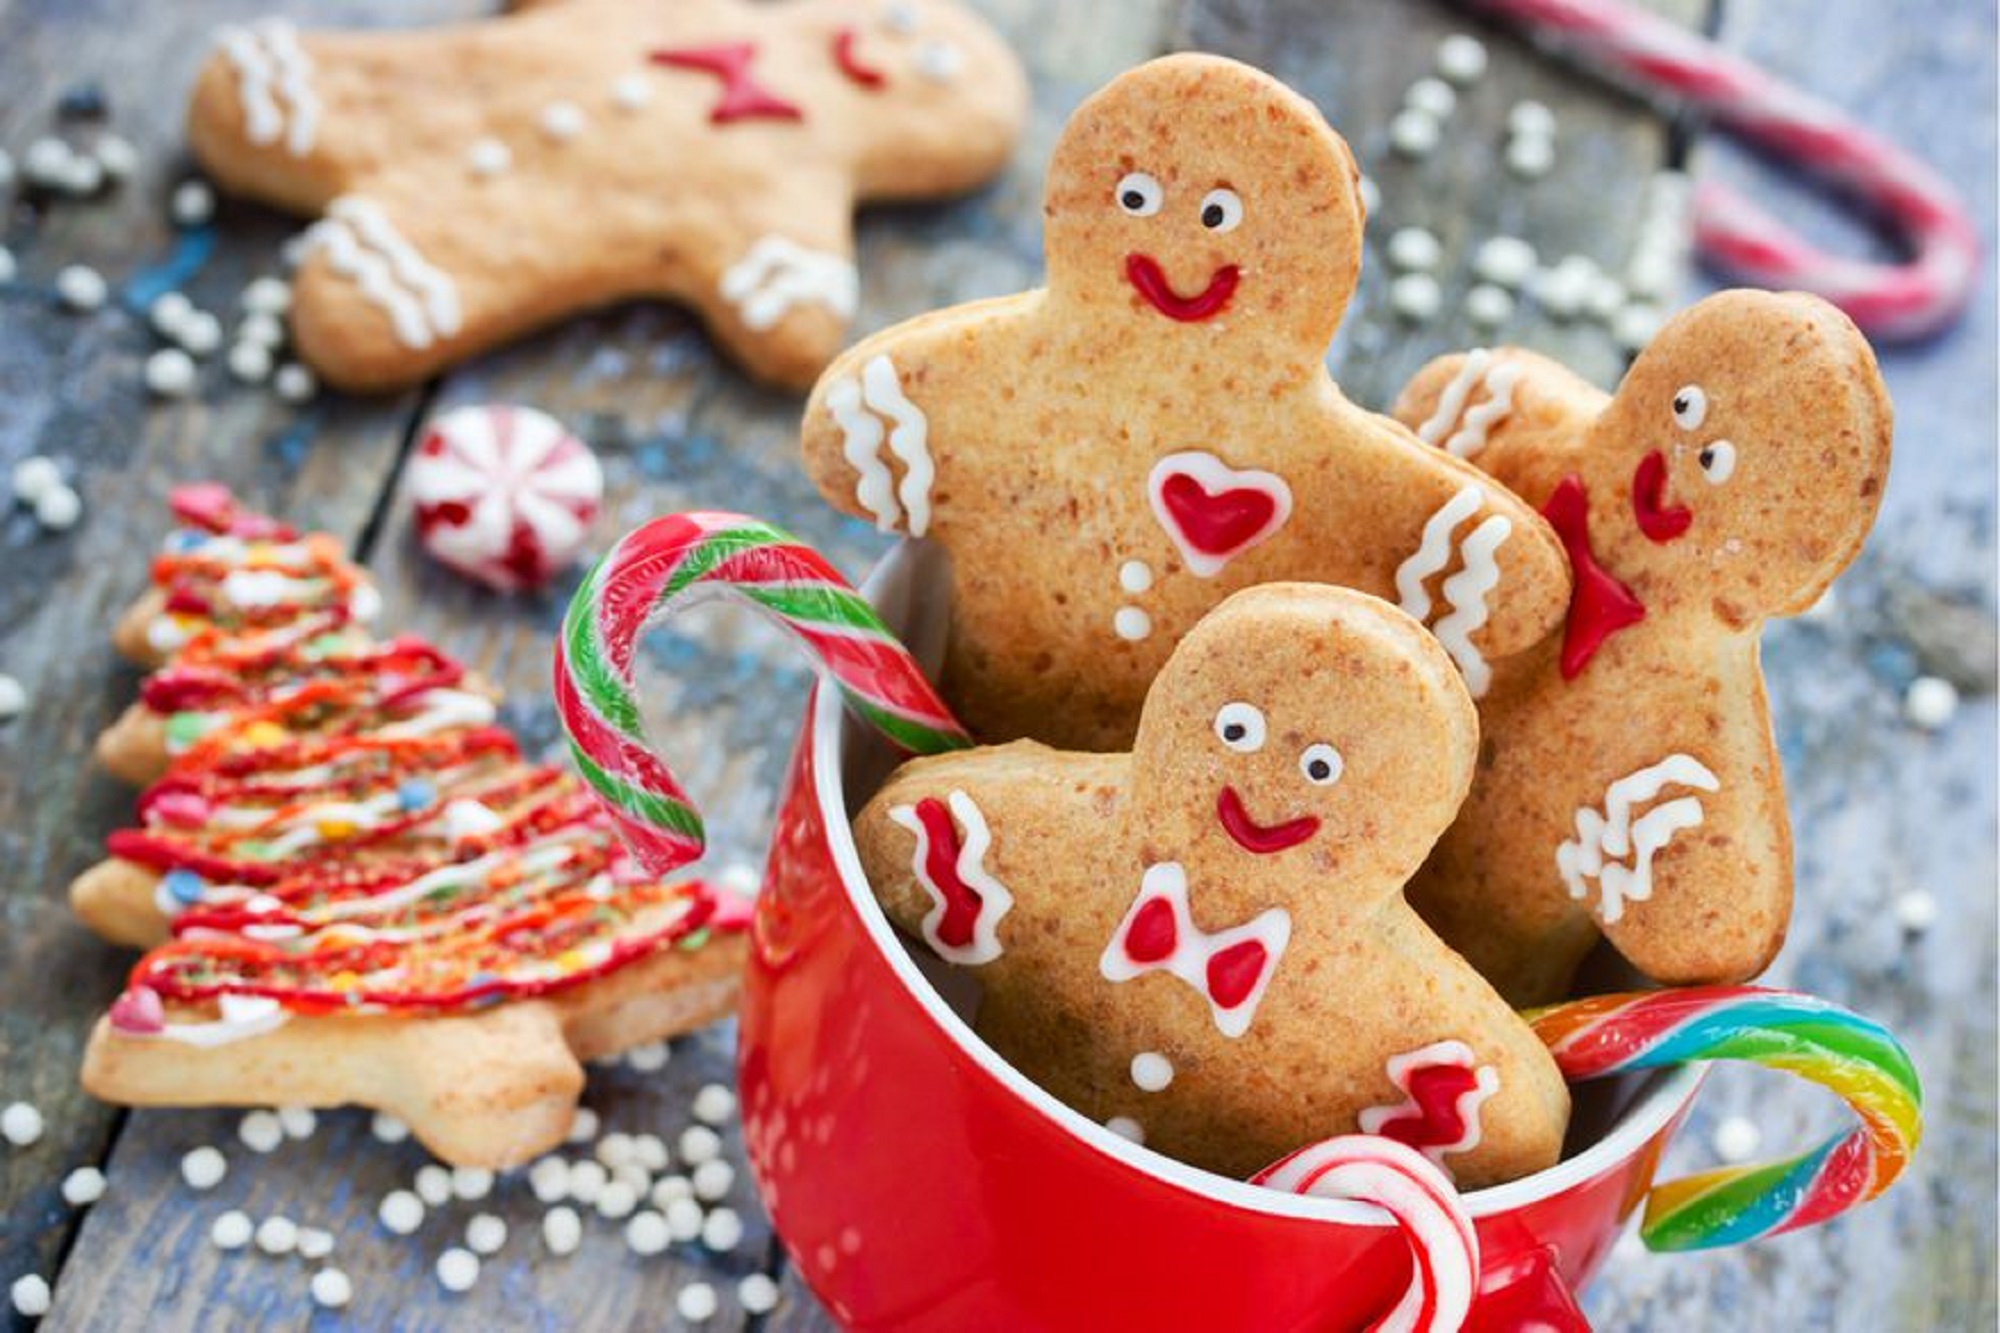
1252 1135 1480 1333
1528 986 1923 1253
555 511 971 876
1475 0 1980 339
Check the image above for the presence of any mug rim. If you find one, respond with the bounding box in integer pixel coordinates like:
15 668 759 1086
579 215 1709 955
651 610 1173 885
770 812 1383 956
813 542 1703 1227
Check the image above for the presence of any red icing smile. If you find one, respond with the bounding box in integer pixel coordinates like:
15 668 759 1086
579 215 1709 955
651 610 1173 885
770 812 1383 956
831 29 886 89
1125 254 1240 322
1216 786 1318 854
1631 451 1692 543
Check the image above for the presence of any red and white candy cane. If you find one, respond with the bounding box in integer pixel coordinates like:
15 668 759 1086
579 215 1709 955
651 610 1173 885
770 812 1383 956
1253 1135 1480 1333
1476 0 1980 339
554 511 971 876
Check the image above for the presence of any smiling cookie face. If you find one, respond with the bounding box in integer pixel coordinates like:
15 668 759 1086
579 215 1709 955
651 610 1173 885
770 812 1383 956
1588 291 1893 622
1130 583 1476 890
1041 54 1364 354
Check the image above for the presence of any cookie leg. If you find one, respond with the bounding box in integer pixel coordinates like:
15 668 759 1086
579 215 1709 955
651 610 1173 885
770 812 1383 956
96 703 171 786
557 933 748 1061
69 859 173 950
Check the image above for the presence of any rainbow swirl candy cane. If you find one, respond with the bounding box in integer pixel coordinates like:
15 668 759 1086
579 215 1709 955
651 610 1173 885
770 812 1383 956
1252 1135 1479 1333
1529 986 1923 1253
555 511 971 875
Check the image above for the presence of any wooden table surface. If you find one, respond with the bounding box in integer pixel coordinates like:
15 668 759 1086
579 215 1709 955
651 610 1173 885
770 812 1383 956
1 0 1992 1329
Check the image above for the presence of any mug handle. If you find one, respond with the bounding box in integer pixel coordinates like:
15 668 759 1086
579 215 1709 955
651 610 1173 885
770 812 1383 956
1468 1245 1590 1333
1527 986 1923 1253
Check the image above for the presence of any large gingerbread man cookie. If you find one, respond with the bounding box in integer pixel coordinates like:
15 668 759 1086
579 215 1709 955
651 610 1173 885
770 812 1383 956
187 0 1026 391
1389 290 1893 1004
800 54 1570 750
853 583 1570 1187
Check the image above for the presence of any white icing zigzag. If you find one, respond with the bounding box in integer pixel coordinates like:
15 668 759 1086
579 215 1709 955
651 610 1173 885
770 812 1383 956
824 354 935 536
1395 485 1512 696
720 236 859 333
1355 1039 1501 1168
295 197 463 350
215 19 319 157
1557 754 1721 925
1417 348 1521 460
887 790 1014 966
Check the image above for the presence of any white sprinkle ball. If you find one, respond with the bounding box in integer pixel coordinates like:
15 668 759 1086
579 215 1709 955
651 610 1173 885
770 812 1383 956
651 1174 693 1208
23 138 72 186
1105 1116 1145 1144
467 138 512 178
210 1209 254 1250
678 1125 723 1165
1472 236 1538 289
701 1206 744 1252
540 101 587 141
241 277 291 315
1436 33 1489 84
1385 226 1441 273
1585 273 1628 323
309 1268 352 1310
254 1215 299 1255
1464 283 1516 329
1388 107 1441 159
1711 1115 1762 1163
60 154 105 197
596 1180 640 1220
297 1227 335 1260
567 1106 601 1144
370 1112 410 1144
1508 100 1557 139
632 1133 671 1171
277 1106 317 1140
0 148 13 189
1612 302 1664 353
567 1159 609 1205
691 1158 735 1202
227 341 272 384
11 457 61 505
176 310 223 357
10 1274 51 1318
676 1282 719 1323
1531 255 1597 320
0 246 14 284
1896 889 1939 934
61 1166 107 1206
692 1083 737 1126
378 1190 425 1235
738 1273 780 1315
613 1163 654 1198
3 1103 45 1147
143 348 198 399
451 1165 494 1200
171 180 216 227
237 311 285 351
436 1247 480 1294
595 1131 637 1170
1357 174 1382 218
1404 76 1456 119
611 72 653 111
1904 675 1958 730
664 1196 704 1242
466 1213 508 1255
626 1041 670 1072
624 1210 671 1256
543 1205 583 1256
272 362 317 404
32 486 76 531
1129 1052 1174 1093
1506 133 1556 180
413 1164 453 1207
149 292 194 337
528 1156 571 1203
180 1146 227 1191
55 265 107 312
1389 272 1443 323
0 676 26 722
237 1110 283 1154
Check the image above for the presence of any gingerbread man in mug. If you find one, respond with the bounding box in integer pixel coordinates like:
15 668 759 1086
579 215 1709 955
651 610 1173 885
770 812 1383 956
801 54 1570 749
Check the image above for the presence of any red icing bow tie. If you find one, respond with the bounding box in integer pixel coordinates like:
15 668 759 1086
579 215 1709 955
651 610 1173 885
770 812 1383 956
1099 862 1291 1038
1541 475 1645 679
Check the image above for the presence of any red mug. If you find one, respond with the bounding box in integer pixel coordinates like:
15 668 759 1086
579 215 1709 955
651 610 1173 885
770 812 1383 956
732 540 1709 1332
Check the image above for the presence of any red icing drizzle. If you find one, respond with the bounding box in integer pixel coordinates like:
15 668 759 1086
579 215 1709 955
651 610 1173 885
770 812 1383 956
1123 896 1179 963
1215 786 1319 854
1159 471 1280 560
650 43 803 124
1631 450 1693 543
1541 475 1645 680
832 29 886 88
1369 1061 1485 1153
910 797 985 948
1205 938 1269 1009
1124 254 1240 322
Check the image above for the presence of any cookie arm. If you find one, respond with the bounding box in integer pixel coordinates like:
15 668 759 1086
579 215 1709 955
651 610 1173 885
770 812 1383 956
1389 348 1611 509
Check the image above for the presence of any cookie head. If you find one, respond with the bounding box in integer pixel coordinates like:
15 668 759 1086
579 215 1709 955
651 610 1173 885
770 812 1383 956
1042 54 1363 353
1599 290 1893 620
1130 584 1477 886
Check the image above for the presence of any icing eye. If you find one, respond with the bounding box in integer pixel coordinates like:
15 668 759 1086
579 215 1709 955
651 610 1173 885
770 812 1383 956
915 39 962 82
1299 743 1343 786
1199 188 1243 233
1698 439 1737 484
884 1 920 32
1213 702 1266 753
1672 385 1708 431
1116 172 1163 218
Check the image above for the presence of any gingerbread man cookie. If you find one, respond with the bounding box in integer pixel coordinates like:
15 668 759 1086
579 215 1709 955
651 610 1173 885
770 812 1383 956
187 0 1026 391
853 584 1570 1186
801 54 1570 750
1389 290 1893 1004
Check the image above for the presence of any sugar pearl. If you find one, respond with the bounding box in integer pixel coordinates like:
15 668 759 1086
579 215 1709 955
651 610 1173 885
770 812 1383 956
1472 236 1537 289
1356 174 1381 218
176 310 223 357
34 484 80 532
701 1206 743 1252
567 1106 600 1144
466 1213 508 1255
309 1268 352 1310
613 1163 654 1197
1584 274 1628 322
1388 108 1441 159
1612 302 1663 352
1404 76 1456 119
1464 283 1515 329
467 138 512 178
1436 34 1489 85
241 276 291 315
370 1112 410 1144
540 101 587 141
255 1215 299 1255
664 1196 704 1242
626 1041 670 1072
1385 226 1441 273
60 154 105 197
180 1146 227 1191
611 72 653 111
378 1190 425 1235
436 1247 480 1294
692 1084 737 1126
625 1209 671 1256
1711 1115 1761 1163
226 340 273 380
632 1133 671 1171
272 362 317 404
451 1166 494 1200
2 1102 44 1147
237 311 286 350
61 1167 107 1206
596 1131 637 1170
651 1175 693 1208
1531 255 1597 320
1904 675 1958 730
678 1125 723 1165
691 1159 735 1202
676 1282 719 1323
144 348 197 398
738 1273 780 1315
23 138 73 187
298 1227 334 1260
210 1209 254 1250
0 148 14 190
1508 100 1557 139
414 1164 453 1207
1896 889 1939 934
238 1110 284 1154
0 676 26 722
596 1180 640 1220
0 246 14 284
55 265 107 312
149 291 194 337
567 1159 609 1205
1389 272 1442 323
171 180 215 227
11 1274 51 1318
1105 1116 1145 1144
1505 133 1556 180
528 1156 571 1204
277 1106 316 1140
543 1205 583 1256
11 457 61 505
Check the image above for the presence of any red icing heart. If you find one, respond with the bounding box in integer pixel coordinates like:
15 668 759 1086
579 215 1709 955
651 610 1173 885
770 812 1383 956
1147 452 1293 576
1123 896 1179 964
1206 939 1269 1009
109 985 165 1035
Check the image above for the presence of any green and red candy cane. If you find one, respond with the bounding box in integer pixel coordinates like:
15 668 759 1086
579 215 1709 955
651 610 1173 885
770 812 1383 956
555 511 972 877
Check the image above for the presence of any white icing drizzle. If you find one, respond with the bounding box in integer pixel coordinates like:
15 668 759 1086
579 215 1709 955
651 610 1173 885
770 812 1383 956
720 236 858 333
295 197 462 349
823 354 933 536
373 688 498 739
1354 1039 1501 1168
1395 485 1510 696
887 790 1014 965
1416 349 1521 460
1098 862 1291 1040
1556 754 1720 924
144 994 290 1048
215 20 318 156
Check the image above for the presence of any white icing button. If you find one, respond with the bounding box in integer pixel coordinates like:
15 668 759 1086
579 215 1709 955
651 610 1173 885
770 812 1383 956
1389 272 1443 322
676 1282 719 1323
413 1163 453 1206
181 1145 227 1190
61 1166 107 1206
1711 1115 1761 1163
625 1209 671 1256
171 180 216 227
664 1195 704 1242
254 1215 299 1255
370 1112 410 1143
611 72 652 111
1896 889 1939 934
1436 34 1489 85
915 39 962 82
1904 675 1958 730
238 1109 283 1154
1105 1116 1145 1144
377 1189 424 1235
678 1125 723 1165
884 0 920 33
309 1268 352 1310
1388 107 1441 159
210 1209 254 1250
466 1213 508 1255
1473 236 1538 289
739 1272 780 1315
144 349 197 398
539 101 587 141
11 1274 51 1318
1385 226 1441 273
436 1247 480 1294
1509 100 1557 138
543 1205 583 1256
692 1158 735 1201
1505 133 1556 180
1117 560 1154 594
1130 1052 1174 1092
11 457 61 505
1113 606 1152 641
701 1206 744 1252
1404 76 1456 119
467 138 512 177
55 264 108 312
1464 283 1515 329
